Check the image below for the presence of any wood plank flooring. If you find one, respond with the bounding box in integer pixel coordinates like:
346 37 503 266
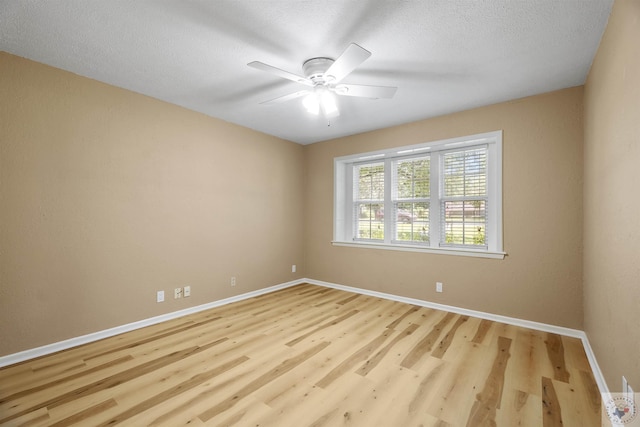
0 284 602 426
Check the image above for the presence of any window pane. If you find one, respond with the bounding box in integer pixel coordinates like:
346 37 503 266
395 202 429 243
356 203 384 240
396 156 430 199
443 200 486 246
443 148 486 197
357 163 385 200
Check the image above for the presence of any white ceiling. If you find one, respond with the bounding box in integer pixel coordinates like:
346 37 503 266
1 1 613 145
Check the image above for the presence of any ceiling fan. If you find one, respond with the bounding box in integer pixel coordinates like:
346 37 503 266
248 43 397 117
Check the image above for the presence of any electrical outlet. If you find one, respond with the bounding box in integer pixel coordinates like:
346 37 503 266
156 290 165 303
174 288 182 299
183 286 191 297
231 276 236 286
292 264 296 273
436 282 443 293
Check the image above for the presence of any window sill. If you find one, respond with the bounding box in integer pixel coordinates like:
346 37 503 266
331 241 506 259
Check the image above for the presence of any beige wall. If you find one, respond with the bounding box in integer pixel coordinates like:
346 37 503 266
305 87 585 329
584 0 640 391
0 53 305 356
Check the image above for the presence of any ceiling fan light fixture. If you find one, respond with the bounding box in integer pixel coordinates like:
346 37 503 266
303 87 339 117
303 92 320 115
320 89 339 117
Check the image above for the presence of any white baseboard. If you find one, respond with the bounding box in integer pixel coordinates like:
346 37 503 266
0 277 609 397
579 334 610 395
0 279 305 368
305 278 610 396
305 278 585 337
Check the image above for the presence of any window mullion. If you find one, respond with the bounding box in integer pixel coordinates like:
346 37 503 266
384 158 393 244
345 165 354 241
430 152 440 248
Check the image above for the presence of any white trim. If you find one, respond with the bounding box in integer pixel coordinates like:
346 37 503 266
305 278 583 337
0 277 608 399
0 279 305 368
334 130 504 255
332 240 506 259
305 278 609 396
333 131 502 163
580 333 610 395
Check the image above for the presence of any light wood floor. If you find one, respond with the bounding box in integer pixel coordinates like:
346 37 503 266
0 284 602 426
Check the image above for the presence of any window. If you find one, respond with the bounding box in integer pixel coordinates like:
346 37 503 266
334 131 504 259
441 147 487 247
354 162 385 240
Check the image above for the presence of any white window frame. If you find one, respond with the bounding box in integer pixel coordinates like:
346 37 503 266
333 131 505 259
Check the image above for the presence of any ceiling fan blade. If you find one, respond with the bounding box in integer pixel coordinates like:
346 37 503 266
325 43 371 83
335 84 397 99
260 90 310 105
248 61 313 87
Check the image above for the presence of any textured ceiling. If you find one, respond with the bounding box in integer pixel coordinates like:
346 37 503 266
1 1 613 144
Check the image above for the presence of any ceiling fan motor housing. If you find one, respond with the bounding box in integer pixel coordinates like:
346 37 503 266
302 57 335 85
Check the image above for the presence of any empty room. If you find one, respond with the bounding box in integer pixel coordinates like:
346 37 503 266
1 1 638 426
